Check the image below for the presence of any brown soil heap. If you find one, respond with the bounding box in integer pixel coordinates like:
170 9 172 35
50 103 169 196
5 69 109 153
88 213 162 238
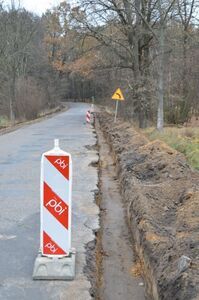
97 112 199 300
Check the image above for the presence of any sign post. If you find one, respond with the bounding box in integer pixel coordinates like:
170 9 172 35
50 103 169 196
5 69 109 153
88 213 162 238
33 139 76 280
114 100 119 123
112 88 125 122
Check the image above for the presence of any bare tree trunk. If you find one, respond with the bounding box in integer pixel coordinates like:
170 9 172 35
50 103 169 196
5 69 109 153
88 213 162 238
9 71 16 124
9 96 15 123
157 0 165 131
180 30 189 122
177 0 195 122
133 0 147 128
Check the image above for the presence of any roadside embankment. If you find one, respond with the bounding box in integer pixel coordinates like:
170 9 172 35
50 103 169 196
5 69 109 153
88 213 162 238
0 103 67 135
97 111 199 300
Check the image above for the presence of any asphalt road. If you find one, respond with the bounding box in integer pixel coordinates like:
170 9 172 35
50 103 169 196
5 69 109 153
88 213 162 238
0 103 99 300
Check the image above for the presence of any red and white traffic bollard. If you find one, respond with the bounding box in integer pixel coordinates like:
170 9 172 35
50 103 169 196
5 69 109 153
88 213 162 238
86 110 91 123
41 139 72 256
33 139 75 280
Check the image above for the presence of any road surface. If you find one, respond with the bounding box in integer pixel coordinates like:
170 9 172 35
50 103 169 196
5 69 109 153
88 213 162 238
0 103 99 300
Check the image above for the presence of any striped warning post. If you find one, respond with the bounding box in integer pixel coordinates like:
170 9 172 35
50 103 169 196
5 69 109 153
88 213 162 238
86 110 91 123
40 139 72 257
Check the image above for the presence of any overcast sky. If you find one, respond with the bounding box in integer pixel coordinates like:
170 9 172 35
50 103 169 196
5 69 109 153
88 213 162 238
21 0 60 14
4 0 64 15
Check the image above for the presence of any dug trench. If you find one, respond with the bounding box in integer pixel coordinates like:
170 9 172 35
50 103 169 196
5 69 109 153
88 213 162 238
84 118 146 300
92 111 199 300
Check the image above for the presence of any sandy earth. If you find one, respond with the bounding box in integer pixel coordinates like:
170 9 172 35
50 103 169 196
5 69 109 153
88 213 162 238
97 111 199 300
95 119 145 300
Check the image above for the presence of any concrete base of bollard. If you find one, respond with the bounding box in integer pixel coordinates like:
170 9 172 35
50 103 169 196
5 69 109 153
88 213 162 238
32 250 76 280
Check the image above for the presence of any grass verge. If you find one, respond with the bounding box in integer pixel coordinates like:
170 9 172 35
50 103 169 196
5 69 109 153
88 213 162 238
0 116 10 128
143 127 199 170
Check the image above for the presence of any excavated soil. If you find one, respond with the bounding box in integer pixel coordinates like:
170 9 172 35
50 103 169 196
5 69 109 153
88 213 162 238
97 112 199 300
95 119 145 300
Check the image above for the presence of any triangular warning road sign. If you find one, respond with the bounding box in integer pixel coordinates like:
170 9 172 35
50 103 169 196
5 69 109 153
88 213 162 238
112 88 125 101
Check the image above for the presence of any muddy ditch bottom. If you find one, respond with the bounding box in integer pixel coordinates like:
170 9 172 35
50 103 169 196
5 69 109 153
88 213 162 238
95 119 146 300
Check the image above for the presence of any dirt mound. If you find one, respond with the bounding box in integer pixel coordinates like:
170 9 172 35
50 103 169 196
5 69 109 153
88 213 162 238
97 112 199 300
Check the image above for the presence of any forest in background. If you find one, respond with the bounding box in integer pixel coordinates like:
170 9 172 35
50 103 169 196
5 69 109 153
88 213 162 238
0 0 198 129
